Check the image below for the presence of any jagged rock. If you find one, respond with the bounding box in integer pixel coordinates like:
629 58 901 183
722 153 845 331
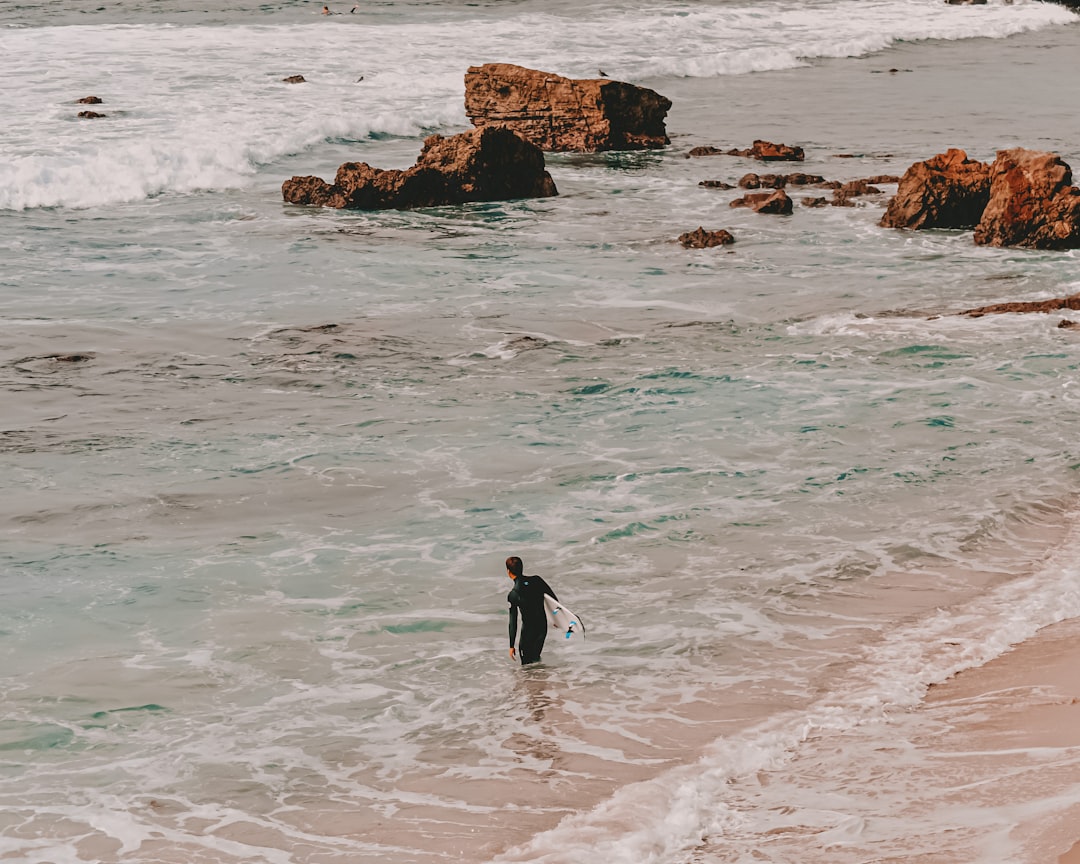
76 96 102 104
77 111 106 118
962 293 1080 317
281 126 557 210
880 148 991 229
678 227 735 248
728 140 805 162
973 148 1080 249
730 189 793 214
699 180 735 189
463 63 671 152
1059 319 1080 329
864 174 901 184
283 75 306 84
739 172 825 189
802 197 829 208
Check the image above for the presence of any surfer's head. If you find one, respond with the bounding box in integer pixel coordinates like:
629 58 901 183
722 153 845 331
505 556 523 579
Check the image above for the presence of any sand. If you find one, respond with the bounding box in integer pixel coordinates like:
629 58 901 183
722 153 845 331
920 617 1080 863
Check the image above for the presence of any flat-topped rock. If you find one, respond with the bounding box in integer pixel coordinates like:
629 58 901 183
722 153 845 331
281 125 557 210
963 292 1080 317
464 63 671 152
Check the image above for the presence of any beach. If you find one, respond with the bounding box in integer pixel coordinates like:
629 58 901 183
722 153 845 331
3 1 1080 862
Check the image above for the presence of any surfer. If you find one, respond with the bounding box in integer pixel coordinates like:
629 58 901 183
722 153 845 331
506 556 558 665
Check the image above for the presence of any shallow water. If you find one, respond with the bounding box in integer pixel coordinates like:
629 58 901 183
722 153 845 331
3 1 1080 862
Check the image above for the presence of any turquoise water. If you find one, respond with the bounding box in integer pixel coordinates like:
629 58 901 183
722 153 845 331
3 1 1080 862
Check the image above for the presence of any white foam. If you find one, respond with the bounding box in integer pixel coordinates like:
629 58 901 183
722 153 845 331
488 514 1080 864
1 0 1072 210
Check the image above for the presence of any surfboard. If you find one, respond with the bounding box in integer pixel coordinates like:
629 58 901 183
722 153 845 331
543 594 585 641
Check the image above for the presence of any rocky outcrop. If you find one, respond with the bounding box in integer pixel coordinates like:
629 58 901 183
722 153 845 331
973 148 1080 249
962 293 1080 317
689 141 804 161
678 227 735 248
283 75 306 84
463 63 671 152
738 172 825 189
281 126 557 210
730 189 793 214
879 148 991 229
831 179 883 207
733 140 804 162
76 96 102 104
77 110 106 118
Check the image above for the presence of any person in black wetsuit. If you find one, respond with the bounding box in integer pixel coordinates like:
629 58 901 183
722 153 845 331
505 555 557 665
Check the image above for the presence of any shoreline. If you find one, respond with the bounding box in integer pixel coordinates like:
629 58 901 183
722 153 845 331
921 616 1080 864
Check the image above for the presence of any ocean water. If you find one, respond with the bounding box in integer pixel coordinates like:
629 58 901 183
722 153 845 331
3 0 1080 862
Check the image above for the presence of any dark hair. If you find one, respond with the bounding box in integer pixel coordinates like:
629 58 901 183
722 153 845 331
505 556 523 577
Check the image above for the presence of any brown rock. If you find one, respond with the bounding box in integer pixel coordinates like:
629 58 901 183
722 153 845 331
678 227 735 248
283 75 306 84
77 110 106 118
962 293 1080 317
727 140 805 162
739 172 825 189
1058 319 1080 330
76 96 102 104
880 148 991 229
802 197 829 208
730 189 793 214
687 146 725 158
864 174 901 184
698 180 735 189
831 179 884 207
463 63 671 152
973 148 1080 249
282 125 557 210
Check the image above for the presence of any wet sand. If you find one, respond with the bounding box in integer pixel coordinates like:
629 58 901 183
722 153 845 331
921 616 1080 864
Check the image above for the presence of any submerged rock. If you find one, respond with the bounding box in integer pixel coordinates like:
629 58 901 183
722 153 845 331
962 293 1080 317
738 172 825 189
77 110 106 118
880 148 991 230
973 148 1080 249
281 125 557 210
678 227 735 248
689 141 804 162
76 95 102 104
464 63 671 152
282 75 306 84
730 189 793 214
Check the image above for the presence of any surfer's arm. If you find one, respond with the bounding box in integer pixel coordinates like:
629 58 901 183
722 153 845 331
508 601 518 648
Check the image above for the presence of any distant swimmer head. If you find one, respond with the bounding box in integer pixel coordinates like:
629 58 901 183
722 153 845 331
321 5 330 13
505 556 523 579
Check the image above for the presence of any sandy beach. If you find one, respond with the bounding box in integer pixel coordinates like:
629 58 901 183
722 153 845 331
921 617 1080 863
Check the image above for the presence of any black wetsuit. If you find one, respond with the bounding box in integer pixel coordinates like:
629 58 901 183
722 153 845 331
508 574 557 665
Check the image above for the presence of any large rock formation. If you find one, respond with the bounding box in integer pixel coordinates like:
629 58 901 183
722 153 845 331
880 148 991 229
463 63 671 152
973 148 1080 249
281 126 557 210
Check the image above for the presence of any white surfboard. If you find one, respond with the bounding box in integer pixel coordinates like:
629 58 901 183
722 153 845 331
543 594 585 642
